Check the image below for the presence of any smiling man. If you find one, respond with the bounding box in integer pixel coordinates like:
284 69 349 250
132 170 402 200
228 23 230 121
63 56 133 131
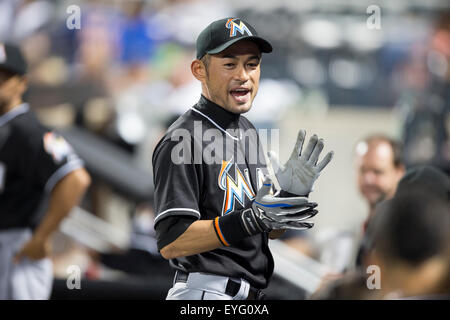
197 40 261 114
152 18 333 300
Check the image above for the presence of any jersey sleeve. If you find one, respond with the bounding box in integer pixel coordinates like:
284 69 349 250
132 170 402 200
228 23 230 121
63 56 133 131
155 216 197 251
33 131 84 192
152 138 202 227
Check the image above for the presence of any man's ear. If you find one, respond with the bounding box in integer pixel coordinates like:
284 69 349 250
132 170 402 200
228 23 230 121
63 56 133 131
191 59 207 82
395 164 406 181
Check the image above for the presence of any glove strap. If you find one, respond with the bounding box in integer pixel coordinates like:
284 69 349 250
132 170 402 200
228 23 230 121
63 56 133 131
241 208 266 234
213 208 266 247
279 190 308 198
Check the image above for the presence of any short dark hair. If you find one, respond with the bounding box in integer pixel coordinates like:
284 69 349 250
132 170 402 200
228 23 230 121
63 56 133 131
367 165 450 266
369 191 449 267
200 54 210 75
359 134 404 168
0 67 18 80
396 165 450 202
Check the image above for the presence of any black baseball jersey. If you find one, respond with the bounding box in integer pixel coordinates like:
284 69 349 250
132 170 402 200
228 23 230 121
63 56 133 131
0 103 84 230
153 95 273 289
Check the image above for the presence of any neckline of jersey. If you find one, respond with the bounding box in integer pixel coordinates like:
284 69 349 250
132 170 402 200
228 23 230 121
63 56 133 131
191 95 241 141
0 103 29 127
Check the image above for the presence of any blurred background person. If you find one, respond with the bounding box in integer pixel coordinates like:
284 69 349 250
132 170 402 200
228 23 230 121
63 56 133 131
308 134 406 279
352 135 405 269
0 43 91 300
364 166 450 299
399 12 450 176
311 165 450 300
354 135 405 230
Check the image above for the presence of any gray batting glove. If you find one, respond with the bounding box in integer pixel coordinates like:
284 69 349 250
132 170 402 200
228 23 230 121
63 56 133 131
241 177 318 234
268 129 334 196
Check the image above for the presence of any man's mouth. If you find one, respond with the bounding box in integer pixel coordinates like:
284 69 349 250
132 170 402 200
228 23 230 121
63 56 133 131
229 88 251 104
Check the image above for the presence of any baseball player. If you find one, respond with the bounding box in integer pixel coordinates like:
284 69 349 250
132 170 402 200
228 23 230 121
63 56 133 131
0 43 91 300
152 18 333 300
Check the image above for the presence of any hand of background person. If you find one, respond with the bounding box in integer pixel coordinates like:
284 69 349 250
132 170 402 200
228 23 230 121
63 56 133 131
13 235 51 263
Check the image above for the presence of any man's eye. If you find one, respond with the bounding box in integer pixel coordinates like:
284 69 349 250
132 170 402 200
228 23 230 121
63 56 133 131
224 63 235 67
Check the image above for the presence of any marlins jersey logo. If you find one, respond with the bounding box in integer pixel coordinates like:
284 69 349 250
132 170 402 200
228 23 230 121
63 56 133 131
218 158 255 215
225 18 253 37
218 157 266 216
43 132 74 163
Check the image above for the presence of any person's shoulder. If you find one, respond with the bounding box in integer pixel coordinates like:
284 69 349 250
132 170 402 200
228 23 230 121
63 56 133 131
152 109 201 162
10 108 48 146
167 109 200 133
11 105 40 127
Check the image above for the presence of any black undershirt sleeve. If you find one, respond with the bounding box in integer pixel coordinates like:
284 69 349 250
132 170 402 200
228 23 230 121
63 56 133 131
155 216 197 251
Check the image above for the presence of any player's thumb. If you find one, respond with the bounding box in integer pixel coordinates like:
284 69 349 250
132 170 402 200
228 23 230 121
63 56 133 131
258 176 273 196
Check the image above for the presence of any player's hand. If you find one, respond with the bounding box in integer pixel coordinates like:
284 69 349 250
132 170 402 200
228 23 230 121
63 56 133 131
268 129 334 196
248 177 318 231
13 235 51 263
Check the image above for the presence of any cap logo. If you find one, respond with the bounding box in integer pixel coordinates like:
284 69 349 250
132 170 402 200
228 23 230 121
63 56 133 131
0 44 5 63
225 18 253 37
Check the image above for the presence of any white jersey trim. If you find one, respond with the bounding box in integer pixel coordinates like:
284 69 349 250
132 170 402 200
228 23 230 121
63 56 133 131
44 159 84 193
154 208 201 223
190 107 239 141
0 103 29 127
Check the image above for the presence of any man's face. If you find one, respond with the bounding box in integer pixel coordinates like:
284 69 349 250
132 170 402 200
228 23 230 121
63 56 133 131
356 141 404 208
0 69 26 113
202 40 261 114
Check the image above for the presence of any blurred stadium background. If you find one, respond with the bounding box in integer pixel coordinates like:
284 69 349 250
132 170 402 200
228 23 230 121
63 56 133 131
1 0 449 299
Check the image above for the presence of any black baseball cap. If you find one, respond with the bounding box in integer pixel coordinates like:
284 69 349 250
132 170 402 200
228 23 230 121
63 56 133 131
196 18 272 60
0 43 27 76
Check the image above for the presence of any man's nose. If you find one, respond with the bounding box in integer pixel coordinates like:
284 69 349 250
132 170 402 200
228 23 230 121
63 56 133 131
362 172 377 184
235 65 250 82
